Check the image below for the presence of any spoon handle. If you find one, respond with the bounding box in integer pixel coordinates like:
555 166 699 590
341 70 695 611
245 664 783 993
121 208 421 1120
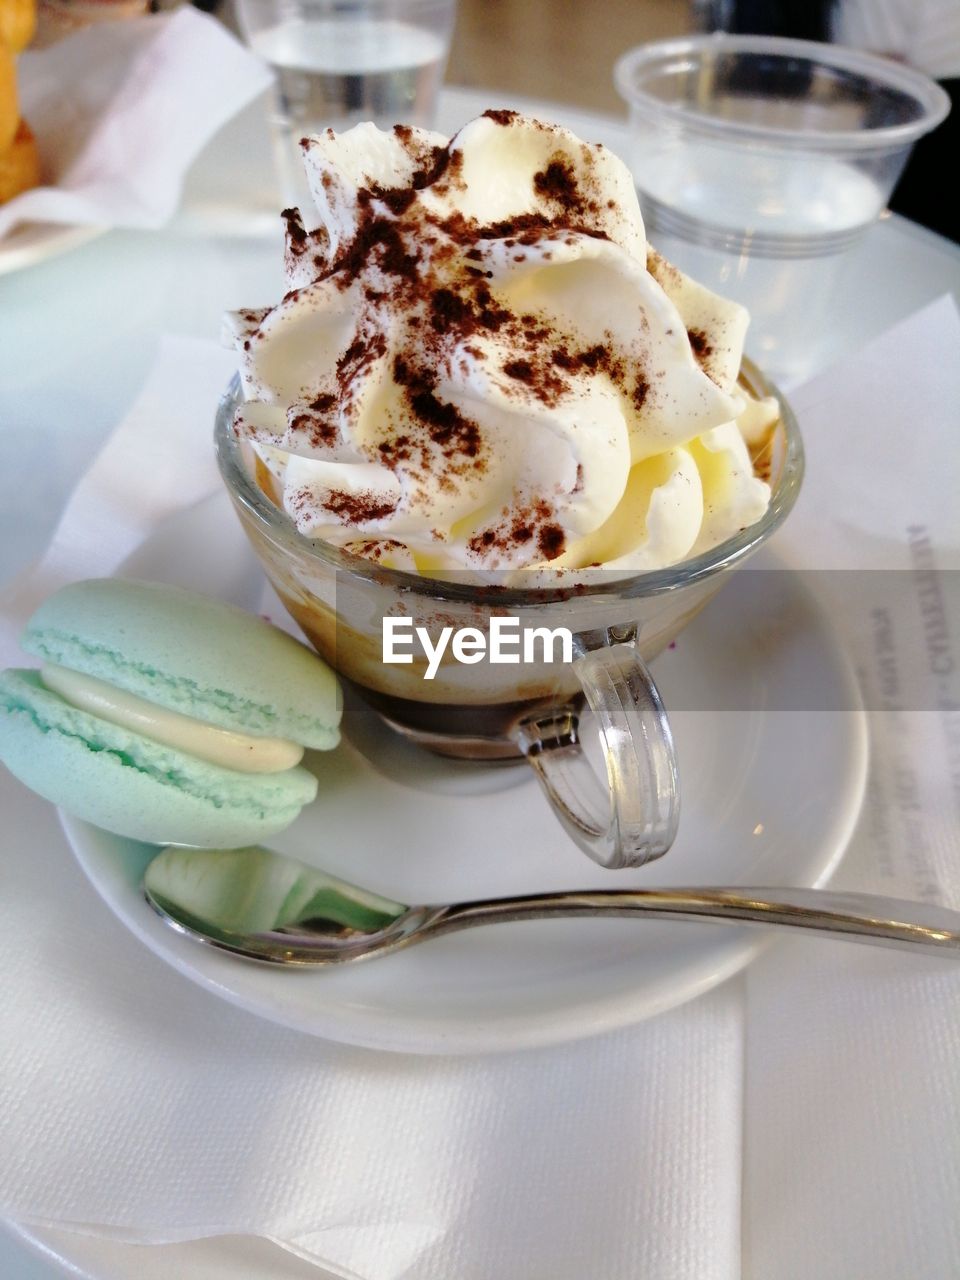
427 888 960 956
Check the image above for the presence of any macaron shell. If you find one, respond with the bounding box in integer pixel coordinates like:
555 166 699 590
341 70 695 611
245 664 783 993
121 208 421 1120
0 670 318 848
22 578 341 750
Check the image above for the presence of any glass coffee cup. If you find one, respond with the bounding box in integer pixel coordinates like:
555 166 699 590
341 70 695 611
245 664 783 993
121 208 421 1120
216 360 802 870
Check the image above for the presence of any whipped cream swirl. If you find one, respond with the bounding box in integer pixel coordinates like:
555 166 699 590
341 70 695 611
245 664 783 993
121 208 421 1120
226 110 777 577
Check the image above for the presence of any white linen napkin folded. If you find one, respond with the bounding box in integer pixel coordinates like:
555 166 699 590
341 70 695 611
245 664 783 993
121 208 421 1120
1 303 958 1278
0 8 273 239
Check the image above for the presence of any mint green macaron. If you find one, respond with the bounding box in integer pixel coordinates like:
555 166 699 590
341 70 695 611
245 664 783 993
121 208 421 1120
0 579 342 847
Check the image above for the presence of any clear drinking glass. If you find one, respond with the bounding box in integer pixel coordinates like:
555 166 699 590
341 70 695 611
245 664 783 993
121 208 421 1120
216 362 802 870
615 35 950 384
235 0 457 210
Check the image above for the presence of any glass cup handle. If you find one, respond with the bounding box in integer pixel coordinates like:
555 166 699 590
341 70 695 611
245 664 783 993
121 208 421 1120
515 638 680 870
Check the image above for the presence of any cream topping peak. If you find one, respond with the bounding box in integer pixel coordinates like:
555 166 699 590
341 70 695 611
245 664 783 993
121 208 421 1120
227 111 774 577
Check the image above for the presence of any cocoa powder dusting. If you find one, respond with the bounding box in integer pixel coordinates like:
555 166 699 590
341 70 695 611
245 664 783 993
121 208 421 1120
467 499 565 563
503 359 534 382
687 328 712 360
413 145 457 190
333 212 421 286
281 208 308 250
429 287 472 330
321 490 399 522
537 523 566 559
369 185 417 217
410 390 482 459
289 411 338 449
533 158 581 210
483 109 519 126
390 356 485 470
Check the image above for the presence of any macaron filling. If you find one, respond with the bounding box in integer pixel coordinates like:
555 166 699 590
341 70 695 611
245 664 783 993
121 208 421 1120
40 663 305 774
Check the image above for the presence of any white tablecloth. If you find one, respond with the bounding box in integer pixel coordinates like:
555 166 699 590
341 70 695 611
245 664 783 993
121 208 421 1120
1 86 959 1280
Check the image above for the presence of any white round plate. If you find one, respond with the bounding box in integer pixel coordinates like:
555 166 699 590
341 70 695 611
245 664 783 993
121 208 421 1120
62 492 868 1056
4 1219 330 1280
0 222 105 276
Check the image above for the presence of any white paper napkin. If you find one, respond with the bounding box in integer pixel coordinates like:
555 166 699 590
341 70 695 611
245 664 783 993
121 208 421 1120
0 8 273 239
1 304 958 1277
743 294 960 1278
0 336 232 662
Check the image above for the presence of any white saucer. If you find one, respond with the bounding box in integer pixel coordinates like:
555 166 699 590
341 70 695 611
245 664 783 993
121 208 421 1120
4 1219 329 1280
0 222 105 276
61 492 868 1056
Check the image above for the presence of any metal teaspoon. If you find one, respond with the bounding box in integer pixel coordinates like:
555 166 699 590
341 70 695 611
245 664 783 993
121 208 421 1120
142 845 960 966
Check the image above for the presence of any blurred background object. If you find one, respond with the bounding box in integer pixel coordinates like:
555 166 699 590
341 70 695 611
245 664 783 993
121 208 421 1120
0 0 37 50
234 0 456 210
0 0 40 203
12 0 957 241
694 0 960 241
691 0 830 41
447 0 692 113
32 0 147 47
615 33 949 381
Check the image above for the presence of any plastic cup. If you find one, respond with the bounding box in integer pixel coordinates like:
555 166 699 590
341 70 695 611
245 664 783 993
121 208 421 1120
235 0 457 211
615 35 950 383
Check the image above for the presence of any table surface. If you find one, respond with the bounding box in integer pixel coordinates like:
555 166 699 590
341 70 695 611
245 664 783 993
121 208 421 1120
2 83 960 1280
